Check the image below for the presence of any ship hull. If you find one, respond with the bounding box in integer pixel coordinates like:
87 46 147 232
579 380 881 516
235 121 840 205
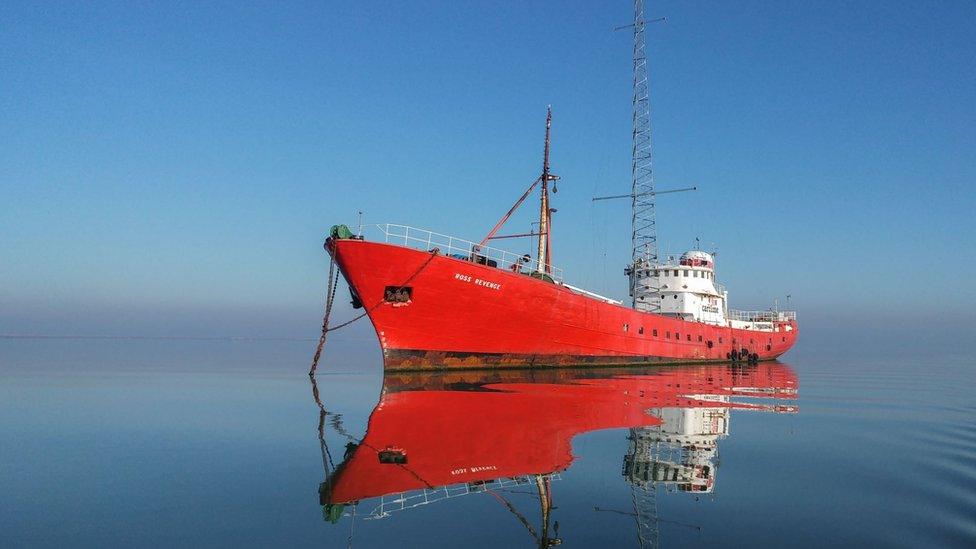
329 238 798 371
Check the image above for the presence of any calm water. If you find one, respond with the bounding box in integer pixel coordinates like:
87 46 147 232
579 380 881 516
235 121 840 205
2 340 974 548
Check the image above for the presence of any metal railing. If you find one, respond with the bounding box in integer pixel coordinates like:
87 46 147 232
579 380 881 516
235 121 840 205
364 473 561 520
375 224 564 282
727 309 796 322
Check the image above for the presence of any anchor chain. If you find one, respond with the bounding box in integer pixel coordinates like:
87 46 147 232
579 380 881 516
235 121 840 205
309 253 340 375
308 246 439 376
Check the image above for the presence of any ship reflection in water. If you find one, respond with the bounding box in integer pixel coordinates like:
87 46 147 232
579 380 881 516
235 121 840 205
311 363 797 547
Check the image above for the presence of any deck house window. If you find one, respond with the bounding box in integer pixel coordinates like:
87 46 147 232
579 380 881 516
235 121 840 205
683 270 689 276
653 329 658 337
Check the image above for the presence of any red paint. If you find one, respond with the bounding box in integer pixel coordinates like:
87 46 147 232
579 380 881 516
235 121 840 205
323 362 798 505
329 239 798 370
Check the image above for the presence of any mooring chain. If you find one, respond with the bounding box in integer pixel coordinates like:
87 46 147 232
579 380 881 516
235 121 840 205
309 255 340 375
308 247 439 375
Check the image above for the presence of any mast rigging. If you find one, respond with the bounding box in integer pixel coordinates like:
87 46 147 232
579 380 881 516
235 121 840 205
478 107 559 276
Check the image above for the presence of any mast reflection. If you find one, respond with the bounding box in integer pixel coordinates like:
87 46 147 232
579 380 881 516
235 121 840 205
311 363 797 546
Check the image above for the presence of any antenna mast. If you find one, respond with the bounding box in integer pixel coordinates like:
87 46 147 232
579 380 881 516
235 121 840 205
630 0 657 306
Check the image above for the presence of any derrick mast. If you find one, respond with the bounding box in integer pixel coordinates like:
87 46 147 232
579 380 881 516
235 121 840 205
536 106 555 275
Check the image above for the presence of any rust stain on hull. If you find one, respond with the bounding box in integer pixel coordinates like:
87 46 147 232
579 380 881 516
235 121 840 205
383 349 778 372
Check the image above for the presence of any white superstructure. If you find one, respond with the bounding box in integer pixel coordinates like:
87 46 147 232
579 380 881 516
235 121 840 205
630 250 795 333
631 250 727 322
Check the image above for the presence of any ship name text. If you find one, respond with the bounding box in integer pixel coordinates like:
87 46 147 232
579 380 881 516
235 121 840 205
451 465 499 476
454 273 502 290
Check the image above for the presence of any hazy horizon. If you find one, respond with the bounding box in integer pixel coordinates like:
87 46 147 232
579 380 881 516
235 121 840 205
3 1 974 357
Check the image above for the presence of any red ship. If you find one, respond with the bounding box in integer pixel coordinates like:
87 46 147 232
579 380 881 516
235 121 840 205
314 362 798 542
326 220 797 370
320 12 797 371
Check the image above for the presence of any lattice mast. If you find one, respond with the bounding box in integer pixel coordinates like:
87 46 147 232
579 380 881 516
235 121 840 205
629 0 658 308
624 427 662 549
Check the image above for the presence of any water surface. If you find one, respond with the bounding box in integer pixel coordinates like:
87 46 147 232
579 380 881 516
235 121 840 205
1 340 973 547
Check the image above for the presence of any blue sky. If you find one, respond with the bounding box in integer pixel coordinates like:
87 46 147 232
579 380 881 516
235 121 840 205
1 1 974 341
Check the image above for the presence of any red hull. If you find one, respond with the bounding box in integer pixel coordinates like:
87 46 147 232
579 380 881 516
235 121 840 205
322 363 798 505
330 239 797 371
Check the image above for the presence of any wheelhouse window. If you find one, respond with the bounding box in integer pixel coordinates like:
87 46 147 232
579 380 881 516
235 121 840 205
653 329 658 337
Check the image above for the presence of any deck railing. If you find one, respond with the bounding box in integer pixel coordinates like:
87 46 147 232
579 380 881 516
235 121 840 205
364 473 561 520
727 309 797 322
375 224 564 283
